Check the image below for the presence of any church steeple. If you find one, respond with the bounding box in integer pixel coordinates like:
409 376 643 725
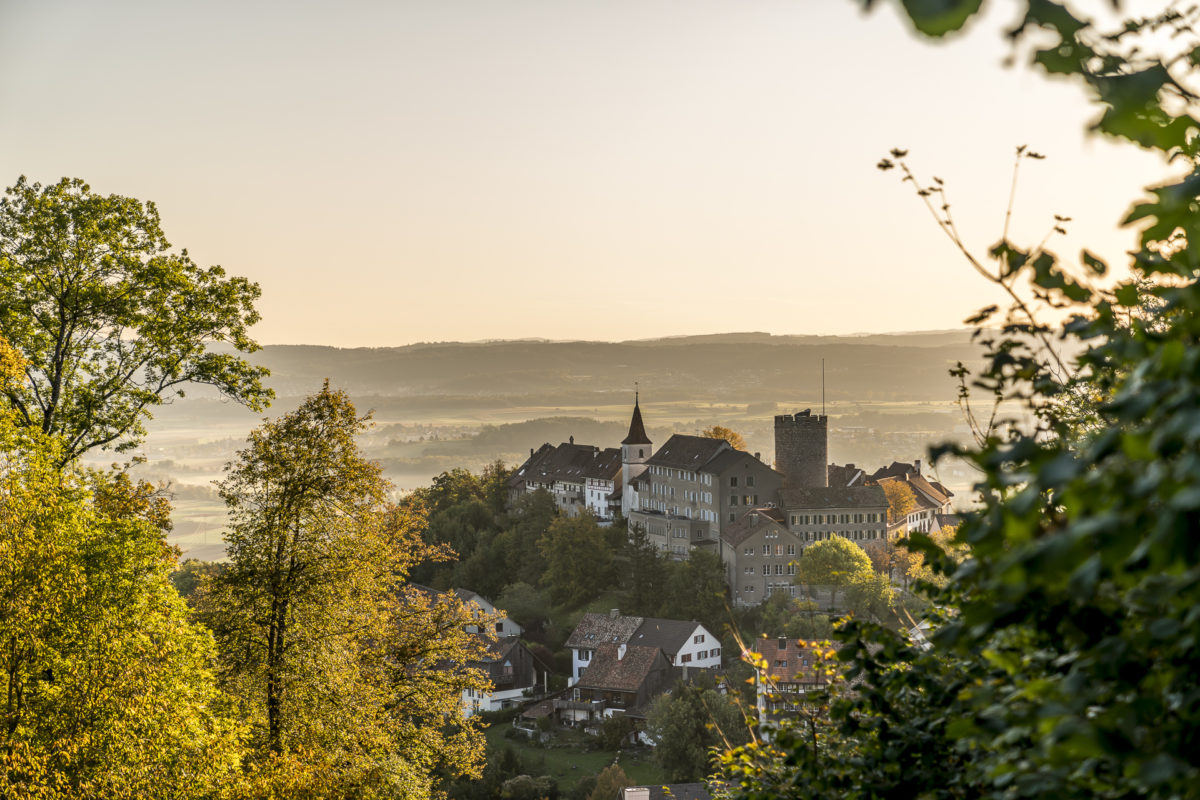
620 390 652 519
622 391 651 445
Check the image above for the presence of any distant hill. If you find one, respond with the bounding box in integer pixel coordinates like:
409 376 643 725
228 329 982 407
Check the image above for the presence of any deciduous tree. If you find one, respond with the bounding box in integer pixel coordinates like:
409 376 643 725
702 425 746 451
0 176 271 464
0 341 241 798
538 513 614 608
204 383 490 795
646 680 748 782
658 549 729 639
879 479 916 526
793 536 872 608
588 763 632 800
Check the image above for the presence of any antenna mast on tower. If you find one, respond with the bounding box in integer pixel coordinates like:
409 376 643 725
821 359 825 416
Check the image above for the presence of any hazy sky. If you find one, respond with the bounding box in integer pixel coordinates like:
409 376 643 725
0 0 1171 346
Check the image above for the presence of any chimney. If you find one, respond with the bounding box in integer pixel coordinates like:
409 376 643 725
914 458 921 475
570 435 574 445
609 608 620 618
618 643 627 660
530 448 534 457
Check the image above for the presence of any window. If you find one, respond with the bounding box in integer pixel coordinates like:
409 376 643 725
697 650 707 659
743 547 753 556
694 634 705 643
775 544 783 556
774 564 784 575
730 476 738 487
761 564 769 575
762 544 770 555
786 544 796 555
713 647 721 657
790 514 798 525
639 449 644 458
495 622 503 633
787 563 795 575
729 496 738 506
580 650 591 662
729 513 736 522
681 653 692 663
747 475 755 487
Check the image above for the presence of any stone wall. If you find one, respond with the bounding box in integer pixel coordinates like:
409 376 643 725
774 411 828 488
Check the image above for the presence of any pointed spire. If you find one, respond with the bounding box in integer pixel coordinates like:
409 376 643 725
622 390 651 445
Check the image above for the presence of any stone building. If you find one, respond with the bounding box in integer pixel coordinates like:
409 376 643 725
626 433 781 555
779 485 889 547
718 507 806 606
774 410 828 489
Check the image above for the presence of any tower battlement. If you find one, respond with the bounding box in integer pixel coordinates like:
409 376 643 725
774 409 828 488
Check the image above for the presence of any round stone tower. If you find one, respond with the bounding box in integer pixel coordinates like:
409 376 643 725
774 409 828 488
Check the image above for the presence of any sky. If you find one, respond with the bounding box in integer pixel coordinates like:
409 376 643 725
0 0 1174 347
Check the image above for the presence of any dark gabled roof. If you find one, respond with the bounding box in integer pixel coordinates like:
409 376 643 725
510 443 556 487
646 434 730 470
512 442 622 486
720 507 789 548
622 396 652 445
779 484 888 510
470 633 523 663
565 612 644 649
629 617 702 656
868 461 919 481
703 448 783 478
828 463 865 488
576 643 666 693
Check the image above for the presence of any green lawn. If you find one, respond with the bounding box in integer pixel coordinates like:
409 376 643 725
483 721 665 790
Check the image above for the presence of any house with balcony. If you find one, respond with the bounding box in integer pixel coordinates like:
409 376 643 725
555 642 673 724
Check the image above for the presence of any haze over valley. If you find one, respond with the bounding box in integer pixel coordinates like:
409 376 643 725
104 329 985 560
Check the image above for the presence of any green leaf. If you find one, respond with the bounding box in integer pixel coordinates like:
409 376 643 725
899 0 984 36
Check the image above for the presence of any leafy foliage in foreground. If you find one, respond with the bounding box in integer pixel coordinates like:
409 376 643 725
724 2 1200 798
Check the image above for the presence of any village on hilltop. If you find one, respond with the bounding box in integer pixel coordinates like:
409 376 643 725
440 395 959 752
